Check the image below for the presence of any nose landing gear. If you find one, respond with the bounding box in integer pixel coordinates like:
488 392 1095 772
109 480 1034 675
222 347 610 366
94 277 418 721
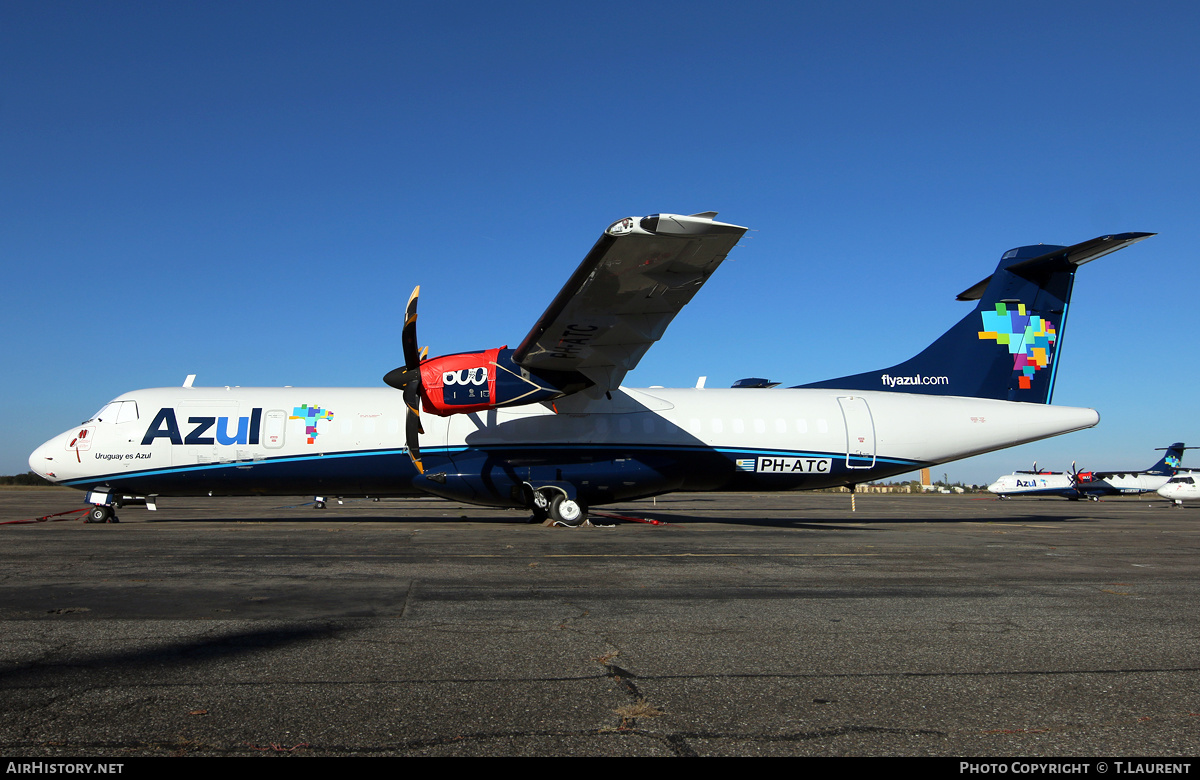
87 505 119 523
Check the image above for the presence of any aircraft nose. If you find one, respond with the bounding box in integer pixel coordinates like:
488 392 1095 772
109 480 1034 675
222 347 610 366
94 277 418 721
29 438 60 481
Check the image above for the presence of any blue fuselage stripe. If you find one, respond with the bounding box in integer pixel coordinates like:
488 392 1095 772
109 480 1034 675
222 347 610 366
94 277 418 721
61 442 925 493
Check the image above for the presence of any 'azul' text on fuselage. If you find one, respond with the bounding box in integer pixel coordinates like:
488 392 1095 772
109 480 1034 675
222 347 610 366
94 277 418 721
140 408 264 446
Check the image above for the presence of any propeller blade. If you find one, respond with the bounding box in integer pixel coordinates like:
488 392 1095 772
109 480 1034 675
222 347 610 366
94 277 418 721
405 401 424 474
402 285 421 370
403 382 424 435
385 284 427 474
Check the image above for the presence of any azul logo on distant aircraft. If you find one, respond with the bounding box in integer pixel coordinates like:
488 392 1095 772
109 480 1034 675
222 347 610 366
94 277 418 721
978 302 1058 390
141 409 263 446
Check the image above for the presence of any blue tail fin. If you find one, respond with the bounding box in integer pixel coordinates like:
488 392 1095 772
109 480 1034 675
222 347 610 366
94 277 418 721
1147 442 1188 476
796 233 1153 403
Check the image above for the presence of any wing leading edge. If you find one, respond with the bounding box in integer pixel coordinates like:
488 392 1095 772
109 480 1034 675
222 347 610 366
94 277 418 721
513 212 748 391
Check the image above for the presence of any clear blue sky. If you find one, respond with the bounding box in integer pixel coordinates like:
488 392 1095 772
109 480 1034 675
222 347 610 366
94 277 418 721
4 1 1196 484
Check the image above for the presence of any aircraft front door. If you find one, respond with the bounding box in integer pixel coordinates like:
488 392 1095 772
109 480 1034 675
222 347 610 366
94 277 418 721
838 396 876 469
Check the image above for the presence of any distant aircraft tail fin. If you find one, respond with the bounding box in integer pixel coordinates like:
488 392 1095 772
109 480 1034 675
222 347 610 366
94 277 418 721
1147 442 1188 475
796 233 1153 403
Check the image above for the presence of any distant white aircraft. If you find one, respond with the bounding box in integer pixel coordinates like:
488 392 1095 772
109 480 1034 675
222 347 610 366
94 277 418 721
988 443 1188 500
987 465 1075 499
28 213 1153 524
1158 470 1200 504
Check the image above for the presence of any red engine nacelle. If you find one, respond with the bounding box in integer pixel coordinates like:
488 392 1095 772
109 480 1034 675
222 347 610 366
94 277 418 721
418 347 503 416
414 346 580 417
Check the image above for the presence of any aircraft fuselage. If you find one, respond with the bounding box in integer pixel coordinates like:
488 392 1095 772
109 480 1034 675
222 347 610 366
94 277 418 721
30 385 1099 508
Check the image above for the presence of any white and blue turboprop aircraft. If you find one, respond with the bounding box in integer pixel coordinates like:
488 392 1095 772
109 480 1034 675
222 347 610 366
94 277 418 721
986 464 1075 499
1158 470 1200 504
988 443 1189 500
28 213 1153 525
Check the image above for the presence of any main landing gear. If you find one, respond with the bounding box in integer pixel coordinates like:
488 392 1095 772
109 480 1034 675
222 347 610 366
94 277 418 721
527 485 589 527
550 494 586 524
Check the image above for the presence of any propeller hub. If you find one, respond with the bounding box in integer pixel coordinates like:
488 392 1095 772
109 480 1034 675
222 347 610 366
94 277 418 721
384 366 420 390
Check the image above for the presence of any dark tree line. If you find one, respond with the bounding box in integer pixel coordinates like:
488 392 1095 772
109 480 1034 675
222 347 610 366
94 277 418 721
0 472 56 486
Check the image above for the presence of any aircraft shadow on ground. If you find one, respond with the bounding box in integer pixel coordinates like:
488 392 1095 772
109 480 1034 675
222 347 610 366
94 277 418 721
147 509 1101 529
613 513 1098 529
0 623 337 685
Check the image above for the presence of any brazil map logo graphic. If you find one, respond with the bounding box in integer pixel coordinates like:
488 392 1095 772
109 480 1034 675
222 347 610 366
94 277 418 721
290 404 334 444
978 303 1057 390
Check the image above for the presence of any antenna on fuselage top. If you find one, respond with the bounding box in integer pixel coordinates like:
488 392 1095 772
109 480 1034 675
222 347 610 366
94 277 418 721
183 374 196 388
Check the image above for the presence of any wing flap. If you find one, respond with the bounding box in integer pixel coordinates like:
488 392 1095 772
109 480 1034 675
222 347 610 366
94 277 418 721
514 213 748 390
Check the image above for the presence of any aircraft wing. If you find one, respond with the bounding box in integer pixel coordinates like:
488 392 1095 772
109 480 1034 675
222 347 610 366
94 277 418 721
513 213 748 391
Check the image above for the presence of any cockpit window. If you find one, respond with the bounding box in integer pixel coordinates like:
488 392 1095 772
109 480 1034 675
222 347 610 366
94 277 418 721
84 400 139 424
116 400 139 424
83 404 112 424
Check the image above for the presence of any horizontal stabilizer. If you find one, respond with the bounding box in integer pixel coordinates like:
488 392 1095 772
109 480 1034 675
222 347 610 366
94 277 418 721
956 232 1155 301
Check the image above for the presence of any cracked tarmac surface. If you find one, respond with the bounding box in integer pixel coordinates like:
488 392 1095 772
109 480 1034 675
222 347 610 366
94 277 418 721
2 489 1199 756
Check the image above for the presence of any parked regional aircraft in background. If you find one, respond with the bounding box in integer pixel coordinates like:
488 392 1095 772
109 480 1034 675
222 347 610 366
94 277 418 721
29 213 1153 525
988 442 1189 500
1158 470 1200 504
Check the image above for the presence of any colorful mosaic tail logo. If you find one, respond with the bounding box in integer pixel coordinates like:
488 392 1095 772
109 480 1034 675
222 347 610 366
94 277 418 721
978 303 1057 390
290 404 334 444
